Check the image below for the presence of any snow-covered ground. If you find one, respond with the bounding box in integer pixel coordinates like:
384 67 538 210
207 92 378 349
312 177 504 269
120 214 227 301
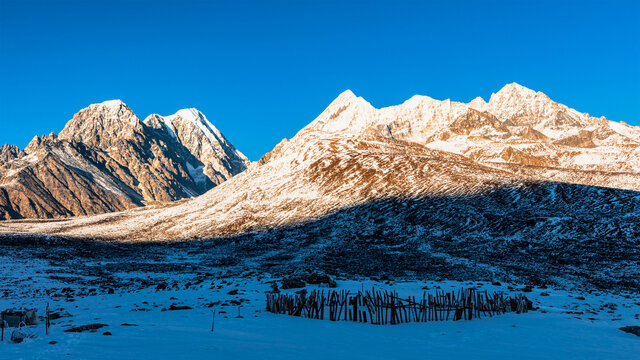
1 257 639 360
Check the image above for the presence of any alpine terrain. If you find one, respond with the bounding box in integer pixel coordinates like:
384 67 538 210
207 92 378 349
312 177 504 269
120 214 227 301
1 84 640 359
0 100 249 219
1 83 639 290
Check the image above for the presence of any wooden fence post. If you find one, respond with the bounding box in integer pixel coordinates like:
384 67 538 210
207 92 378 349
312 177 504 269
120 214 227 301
46 303 50 335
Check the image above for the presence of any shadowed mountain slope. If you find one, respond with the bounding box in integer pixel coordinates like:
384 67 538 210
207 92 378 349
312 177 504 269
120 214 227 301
2 182 639 291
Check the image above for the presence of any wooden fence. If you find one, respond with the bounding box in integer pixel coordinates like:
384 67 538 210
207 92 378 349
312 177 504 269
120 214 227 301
266 288 530 325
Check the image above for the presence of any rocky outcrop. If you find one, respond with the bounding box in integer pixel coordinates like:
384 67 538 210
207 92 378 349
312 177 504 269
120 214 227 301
0 145 25 162
143 109 250 187
0 142 140 220
0 100 249 219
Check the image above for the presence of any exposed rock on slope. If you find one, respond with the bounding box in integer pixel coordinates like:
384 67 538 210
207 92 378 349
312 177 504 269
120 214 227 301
143 109 249 186
0 145 25 162
0 100 249 219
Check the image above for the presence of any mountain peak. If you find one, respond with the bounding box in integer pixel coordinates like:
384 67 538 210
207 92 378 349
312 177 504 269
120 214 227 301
153 108 250 172
495 82 537 97
88 99 126 110
489 82 553 105
327 89 361 108
172 108 205 123
298 89 375 134
502 82 529 90
337 89 356 99
58 100 141 147
468 96 488 112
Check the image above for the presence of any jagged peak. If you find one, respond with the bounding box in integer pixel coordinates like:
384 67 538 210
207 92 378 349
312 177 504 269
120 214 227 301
400 94 438 107
171 108 205 122
488 82 552 105
87 99 127 110
153 108 232 147
502 82 530 91
328 89 374 109
163 108 217 132
157 108 249 164
336 89 356 101
495 82 537 96
468 96 488 111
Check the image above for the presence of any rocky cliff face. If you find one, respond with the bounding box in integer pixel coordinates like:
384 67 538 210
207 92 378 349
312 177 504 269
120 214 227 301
0 100 249 219
0 145 25 163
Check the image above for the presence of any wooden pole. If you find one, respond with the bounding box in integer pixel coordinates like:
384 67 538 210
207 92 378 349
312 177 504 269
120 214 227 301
46 303 50 335
211 309 216 332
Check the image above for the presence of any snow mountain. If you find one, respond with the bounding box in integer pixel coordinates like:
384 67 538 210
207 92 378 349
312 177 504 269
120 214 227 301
299 83 640 181
2 84 640 289
4 83 640 237
0 100 249 219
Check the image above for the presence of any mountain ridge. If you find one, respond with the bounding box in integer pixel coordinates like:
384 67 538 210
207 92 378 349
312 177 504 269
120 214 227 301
1 83 639 242
0 100 249 219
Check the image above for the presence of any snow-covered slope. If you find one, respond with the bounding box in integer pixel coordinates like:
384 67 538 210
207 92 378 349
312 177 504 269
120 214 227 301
0 100 249 219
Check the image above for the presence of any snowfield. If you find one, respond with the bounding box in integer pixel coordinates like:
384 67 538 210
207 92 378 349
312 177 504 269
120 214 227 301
0 255 639 360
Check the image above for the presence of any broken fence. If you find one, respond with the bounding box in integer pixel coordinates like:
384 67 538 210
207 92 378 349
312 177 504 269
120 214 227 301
266 288 530 325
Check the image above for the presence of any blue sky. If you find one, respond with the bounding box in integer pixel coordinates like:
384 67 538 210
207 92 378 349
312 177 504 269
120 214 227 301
0 0 638 160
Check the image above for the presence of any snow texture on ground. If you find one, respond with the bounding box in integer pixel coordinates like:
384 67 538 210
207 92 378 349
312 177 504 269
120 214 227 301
1 257 638 360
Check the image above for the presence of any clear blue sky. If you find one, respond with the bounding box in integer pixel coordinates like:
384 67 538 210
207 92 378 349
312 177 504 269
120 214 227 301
1 0 638 160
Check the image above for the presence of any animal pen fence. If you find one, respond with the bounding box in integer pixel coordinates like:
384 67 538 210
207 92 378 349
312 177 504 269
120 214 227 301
266 288 530 325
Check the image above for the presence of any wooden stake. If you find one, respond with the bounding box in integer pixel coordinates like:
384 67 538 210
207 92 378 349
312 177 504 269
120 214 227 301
46 303 50 335
211 309 216 332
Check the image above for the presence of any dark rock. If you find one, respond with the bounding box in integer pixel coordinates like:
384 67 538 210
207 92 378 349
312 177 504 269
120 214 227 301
155 283 167 291
64 323 108 333
281 276 306 289
620 326 640 337
102 331 112 336
207 301 221 308
303 273 337 288
270 283 280 293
